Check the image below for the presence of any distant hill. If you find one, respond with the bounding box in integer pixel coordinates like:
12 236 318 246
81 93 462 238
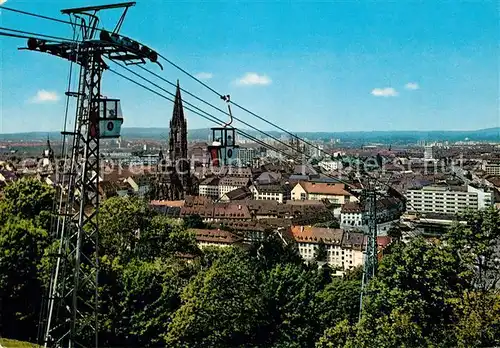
1 127 498 144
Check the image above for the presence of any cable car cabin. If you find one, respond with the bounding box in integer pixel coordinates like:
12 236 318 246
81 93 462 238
98 98 123 138
207 127 239 167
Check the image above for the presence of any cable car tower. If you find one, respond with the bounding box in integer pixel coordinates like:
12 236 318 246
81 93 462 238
208 95 240 167
20 2 160 347
357 176 378 321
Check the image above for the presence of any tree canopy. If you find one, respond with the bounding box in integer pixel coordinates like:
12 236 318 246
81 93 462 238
1 178 499 347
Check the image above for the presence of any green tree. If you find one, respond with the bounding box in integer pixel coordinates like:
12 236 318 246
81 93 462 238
259 263 332 347
248 233 303 271
364 238 462 343
449 290 500 347
136 215 199 260
98 196 152 259
182 214 205 229
444 208 500 347
315 320 354 348
313 278 361 332
0 178 55 226
0 218 51 342
166 248 267 347
98 257 191 347
318 237 464 347
444 208 500 291
387 224 402 240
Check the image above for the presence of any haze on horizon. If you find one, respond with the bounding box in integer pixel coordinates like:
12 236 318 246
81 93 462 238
0 1 498 134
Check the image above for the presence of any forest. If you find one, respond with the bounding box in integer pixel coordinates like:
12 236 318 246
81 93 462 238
1 178 499 347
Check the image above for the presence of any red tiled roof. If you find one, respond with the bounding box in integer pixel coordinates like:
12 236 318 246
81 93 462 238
213 203 251 219
290 225 344 245
377 236 393 250
341 202 363 213
193 228 243 244
150 200 185 207
297 181 353 196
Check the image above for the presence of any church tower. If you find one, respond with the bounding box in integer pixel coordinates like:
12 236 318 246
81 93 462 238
168 80 191 194
152 81 192 201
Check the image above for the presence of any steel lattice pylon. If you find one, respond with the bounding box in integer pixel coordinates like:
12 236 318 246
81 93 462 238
16 2 162 347
43 20 106 348
358 187 377 321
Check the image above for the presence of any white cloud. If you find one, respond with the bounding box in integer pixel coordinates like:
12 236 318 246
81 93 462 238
405 82 420 90
195 72 213 80
235 72 272 86
371 87 398 97
30 90 60 103
0 0 7 5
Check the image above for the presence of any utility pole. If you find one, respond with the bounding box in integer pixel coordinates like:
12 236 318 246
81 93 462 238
358 187 377 321
20 3 160 347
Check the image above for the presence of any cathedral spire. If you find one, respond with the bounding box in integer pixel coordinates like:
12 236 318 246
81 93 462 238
172 79 185 124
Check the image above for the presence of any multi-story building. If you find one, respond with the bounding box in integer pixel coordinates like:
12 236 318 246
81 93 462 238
406 184 493 215
238 147 259 167
424 145 434 161
198 177 220 199
219 187 252 202
180 202 252 223
192 228 243 249
318 160 343 172
483 161 500 176
198 176 251 199
250 183 291 203
340 197 404 236
291 181 357 205
219 177 251 198
290 226 364 271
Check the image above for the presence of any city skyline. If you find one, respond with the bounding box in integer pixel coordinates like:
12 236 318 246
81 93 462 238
0 0 498 134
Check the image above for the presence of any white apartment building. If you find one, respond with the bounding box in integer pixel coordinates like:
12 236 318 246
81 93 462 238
340 198 404 236
318 160 343 172
291 226 364 271
406 185 493 215
424 145 434 161
238 147 259 167
198 176 251 199
291 181 357 205
250 183 291 203
483 161 500 176
198 177 220 199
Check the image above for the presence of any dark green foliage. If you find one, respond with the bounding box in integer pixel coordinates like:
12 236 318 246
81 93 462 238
2 179 500 348
247 233 303 270
0 218 50 342
165 248 267 347
317 209 500 347
315 239 328 262
137 215 200 260
98 196 153 259
182 214 205 229
314 218 340 228
0 178 55 221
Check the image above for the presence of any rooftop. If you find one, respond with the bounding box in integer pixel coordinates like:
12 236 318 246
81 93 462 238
150 200 185 207
192 228 243 244
222 187 252 201
297 181 353 196
291 225 344 245
219 176 251 187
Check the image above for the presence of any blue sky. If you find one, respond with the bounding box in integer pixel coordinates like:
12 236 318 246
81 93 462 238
0 0 498 133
